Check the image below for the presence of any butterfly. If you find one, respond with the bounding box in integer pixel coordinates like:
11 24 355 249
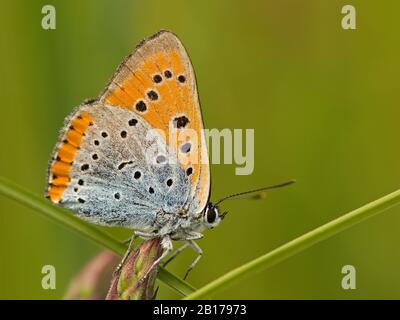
46 30 294 280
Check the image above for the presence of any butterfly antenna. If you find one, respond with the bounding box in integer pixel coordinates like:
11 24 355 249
214 179 296 206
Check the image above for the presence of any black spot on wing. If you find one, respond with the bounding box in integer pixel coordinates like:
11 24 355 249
173 116 189 129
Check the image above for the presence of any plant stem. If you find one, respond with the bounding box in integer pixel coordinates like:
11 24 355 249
185 188 400 299
0 176 195 297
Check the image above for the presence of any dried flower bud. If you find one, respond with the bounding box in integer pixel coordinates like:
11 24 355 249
106 238 163 300
64 250 120 300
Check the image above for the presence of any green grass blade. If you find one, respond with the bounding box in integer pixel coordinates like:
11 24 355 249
0 176 195 297
185 188 400 299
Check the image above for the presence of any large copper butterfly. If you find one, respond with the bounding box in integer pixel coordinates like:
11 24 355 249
46 30 294 280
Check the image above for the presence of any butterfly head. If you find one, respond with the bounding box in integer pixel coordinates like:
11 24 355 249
201 203 228 229
199 179 296 230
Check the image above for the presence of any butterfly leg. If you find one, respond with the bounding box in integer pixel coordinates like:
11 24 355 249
183 240 203 280
115 230 158 274
162 231 204 270
162 242 190 268
138 235 173 285
184 232 204 241
134 230 159 239
114 232 138 274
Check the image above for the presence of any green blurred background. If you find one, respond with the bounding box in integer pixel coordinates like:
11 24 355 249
1 0 400 299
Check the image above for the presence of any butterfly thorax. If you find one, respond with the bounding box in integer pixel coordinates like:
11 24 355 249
146 203 225 240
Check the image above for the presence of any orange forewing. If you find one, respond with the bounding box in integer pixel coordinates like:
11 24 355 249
101 31 210 213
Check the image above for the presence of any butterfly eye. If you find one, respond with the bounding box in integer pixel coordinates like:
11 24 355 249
206 207 217 224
